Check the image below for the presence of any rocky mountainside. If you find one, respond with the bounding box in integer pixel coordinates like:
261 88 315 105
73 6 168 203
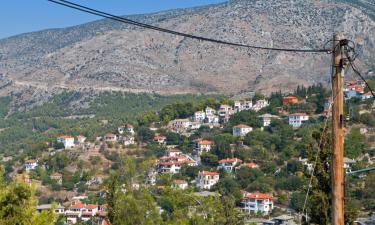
0 0 374 98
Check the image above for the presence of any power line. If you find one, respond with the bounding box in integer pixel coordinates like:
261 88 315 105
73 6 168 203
48 0 330 53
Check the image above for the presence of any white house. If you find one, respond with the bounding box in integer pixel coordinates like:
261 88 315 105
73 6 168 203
219 105 234 123
172 180 188 190
158 150 197 174
195 139 213 155
241 192 274 215
154 135 167 145
258 114 280 127
118 124 135 135
169 119 192 131
166 149 182 157
37 204 65 215
57 135 75 149
104 133 117 142
196 170 220 190
120 135 135 146
65 202 98 224
75 135 86 144
236 162 259 170
217 158 243 171
344 157 356 173
298 157 313 174
362 92 373 100
233 124 253 137
234 100 253 112
194 111 206 122
252 100 269 111
288 113 309 127
205 115 220 124
24 160 38 171
205 107 216 116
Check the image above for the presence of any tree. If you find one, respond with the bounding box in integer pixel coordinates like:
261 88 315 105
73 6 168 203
213 134 234 159
137 126 155 143
0 168 57 225
345 128 366 158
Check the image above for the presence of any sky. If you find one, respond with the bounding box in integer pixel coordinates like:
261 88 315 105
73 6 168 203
0 0 226 39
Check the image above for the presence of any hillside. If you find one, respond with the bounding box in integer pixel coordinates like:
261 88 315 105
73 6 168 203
0 0 374 100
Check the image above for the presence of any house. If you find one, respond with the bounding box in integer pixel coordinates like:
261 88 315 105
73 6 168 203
194 111 206 122
75 135 86 144
158 160 197 174
218 158 243 171
120 135 135 146
172 180 188 190
24 160 38 171
344 157 356 172
36 204 65 214
195 139 213 155
362 92 373 100
236 162 259 170
252 100 269 111
154 135 167 145
218 105 234 123
104 133 117 142
263 215 296 225
158 150 197 174
65 202 99 224
298 157 313 174
205 114 219 124
282 96 299 105
166 149 182 157
234 100 253 112
50 172 63 184
324 98 332 115
205 107 216 116
288 113 309 128
190 121 203 130
241 192 274 215
169 119 192 131
233 124 253 137
259 114 280 127
118 124 135 135
196 170 220 190
57 135 75 149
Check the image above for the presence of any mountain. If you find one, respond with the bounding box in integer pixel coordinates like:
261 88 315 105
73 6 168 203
0 0 374 99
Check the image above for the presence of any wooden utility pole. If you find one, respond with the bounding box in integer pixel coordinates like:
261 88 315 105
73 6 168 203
331 33 345 225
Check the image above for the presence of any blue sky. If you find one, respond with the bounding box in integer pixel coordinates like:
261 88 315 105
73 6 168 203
0 0 226 39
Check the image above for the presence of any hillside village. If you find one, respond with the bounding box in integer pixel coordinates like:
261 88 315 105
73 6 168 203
4 81 375 224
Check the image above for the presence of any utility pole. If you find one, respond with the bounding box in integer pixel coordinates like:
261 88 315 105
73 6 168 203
331 33 345 225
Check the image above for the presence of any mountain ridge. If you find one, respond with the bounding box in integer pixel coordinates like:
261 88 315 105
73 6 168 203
0 0 374 101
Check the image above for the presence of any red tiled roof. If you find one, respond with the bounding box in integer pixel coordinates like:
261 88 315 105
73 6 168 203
218 158 243 163
283 96 298 100
233 124 251 129
289 113 307 116
51 172 62 177
166 149 182 153
105 133 116 137
242 192 272 200
197 140 213 145
86 204 97 209
154 135 166 140
58 135 74 139
159 161 184 166
199 170 220 176
173 180 187 184
25 159 37 164
69 202 86 209
240 162 259 168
